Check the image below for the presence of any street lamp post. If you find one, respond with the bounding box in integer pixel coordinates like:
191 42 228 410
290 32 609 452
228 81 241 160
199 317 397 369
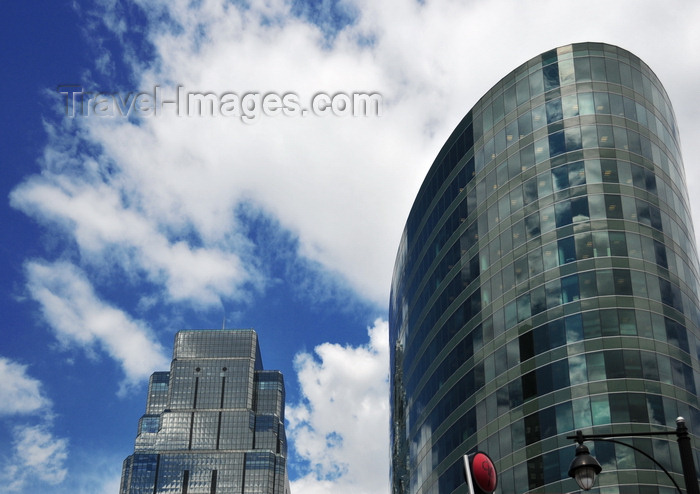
567 417 699 494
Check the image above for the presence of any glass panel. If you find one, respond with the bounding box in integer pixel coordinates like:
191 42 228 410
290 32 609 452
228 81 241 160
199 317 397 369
561 274 580 302
542 63 559 91
579 270 597 298
562 93 579 118
518 111 533 137
558 236 576 264
529 69 545 96
548 130 565 156
559 59 575 86
546 98 563 123
565 126 582 152
581 124 598 148
574 57 592 82
605 194 623 219
578 92 595 115
531 105 546 131
573 396 592 429
594 92 610 114
555 200 573 226
590 395 611 425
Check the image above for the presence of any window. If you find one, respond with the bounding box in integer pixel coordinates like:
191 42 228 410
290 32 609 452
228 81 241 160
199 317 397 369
561 274 580 303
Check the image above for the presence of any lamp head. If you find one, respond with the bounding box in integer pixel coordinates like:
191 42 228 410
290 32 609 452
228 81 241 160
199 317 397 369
568 443 602 491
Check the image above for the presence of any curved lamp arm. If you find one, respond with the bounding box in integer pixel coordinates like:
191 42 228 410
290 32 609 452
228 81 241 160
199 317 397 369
586 437 683 494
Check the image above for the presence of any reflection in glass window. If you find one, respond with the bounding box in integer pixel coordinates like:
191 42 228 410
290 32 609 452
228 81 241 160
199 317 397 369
579 271 597 298
571 196 589 222
555 200 572 226
545 279 561 309
596 269 614 296
518 111 532 137
561 274 580 303
532 105 546 131
613 126 628 151
578 93 595 115
558 237 576 264
516 76 530 106
590 57 607 81
540 206 556 235
598 125 614 148
594 92 610 114
562 94 579 118
587 352 606 381
548 130 565 156
546 99 563 123
574 57 592 82
591 395 611 425
552 165 569 191
558 59 575 86
542 64 559 92
535 137 550 162
530 69 545 96
609 93 624 116
581 124 598 148
605 194 623 219
565 127 582 152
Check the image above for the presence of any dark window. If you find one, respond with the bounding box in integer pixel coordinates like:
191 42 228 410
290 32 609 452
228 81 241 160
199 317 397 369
600 309 619 336
555 200 573 226
609 231 627 256
582 311 601 339
609 393 630 422
605 194 623 219
558 236 576 264
565 314 584 343
543 63 560 91
571 196 589 222
551 359 570 391
561 274 580 303
539 406 557 438
527 455 545 490
522 371 537 401
548 129 566 156
524 412 541 444
549 318 566 348
552 165 569 191
605 350 625 378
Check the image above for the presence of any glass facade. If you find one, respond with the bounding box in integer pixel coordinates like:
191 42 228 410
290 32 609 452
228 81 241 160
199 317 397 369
120 330 291 494
389 43 700 493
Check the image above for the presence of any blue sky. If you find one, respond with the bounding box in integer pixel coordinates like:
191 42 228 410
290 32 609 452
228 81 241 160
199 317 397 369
3 1 700 493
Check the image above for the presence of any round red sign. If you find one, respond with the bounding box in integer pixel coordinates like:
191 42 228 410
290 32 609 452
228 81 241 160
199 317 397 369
471 452 497 493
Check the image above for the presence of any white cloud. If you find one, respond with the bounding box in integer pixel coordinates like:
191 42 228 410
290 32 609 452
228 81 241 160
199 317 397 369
50 452 123 494
24 260 170 389
11 169 260 307
0 360 68 493
16 0 700 310
1 425 69 492
287 319 389 493
0 358 51 416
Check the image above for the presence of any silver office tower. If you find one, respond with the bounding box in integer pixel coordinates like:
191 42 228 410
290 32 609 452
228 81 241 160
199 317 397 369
390 43 700 493
120 330 290 494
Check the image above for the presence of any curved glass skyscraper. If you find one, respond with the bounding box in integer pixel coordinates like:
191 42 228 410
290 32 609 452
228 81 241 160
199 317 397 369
390 42 700 493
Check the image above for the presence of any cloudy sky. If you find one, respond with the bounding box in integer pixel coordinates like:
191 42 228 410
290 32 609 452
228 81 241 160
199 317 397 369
3 1 700 493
